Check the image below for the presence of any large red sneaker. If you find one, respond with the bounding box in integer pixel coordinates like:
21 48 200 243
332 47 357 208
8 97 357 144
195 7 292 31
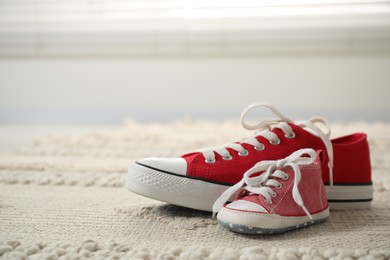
214 149 330 234
126 102 373 211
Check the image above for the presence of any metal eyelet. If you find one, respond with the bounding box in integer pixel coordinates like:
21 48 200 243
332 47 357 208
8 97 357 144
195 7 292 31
282 174 289 181
267 199 273 205
222 155 233 160
285 132 296 139
238 150 249 156
276 183 283 189
254 144 265 151
205 158 216 164
269 139 281 145
271 192 277 198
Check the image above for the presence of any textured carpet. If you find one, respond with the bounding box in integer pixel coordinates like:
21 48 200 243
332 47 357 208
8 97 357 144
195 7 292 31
0 120 390 259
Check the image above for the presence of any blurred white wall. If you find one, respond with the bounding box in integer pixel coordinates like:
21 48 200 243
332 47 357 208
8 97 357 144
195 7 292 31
0 55 389 123
1 0 389 123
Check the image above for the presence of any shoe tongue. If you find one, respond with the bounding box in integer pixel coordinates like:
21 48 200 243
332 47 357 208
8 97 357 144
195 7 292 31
239 193 264 205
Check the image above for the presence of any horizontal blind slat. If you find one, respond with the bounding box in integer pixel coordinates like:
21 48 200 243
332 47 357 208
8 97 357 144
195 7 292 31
0 0 389 56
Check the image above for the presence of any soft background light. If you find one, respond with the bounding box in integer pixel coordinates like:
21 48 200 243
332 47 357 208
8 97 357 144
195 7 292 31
0 0 389 123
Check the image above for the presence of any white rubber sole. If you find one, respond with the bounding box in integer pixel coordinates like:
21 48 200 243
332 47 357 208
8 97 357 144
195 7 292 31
126 163 373 211
325 184 373 209
126 163 229 211
217 207 330 234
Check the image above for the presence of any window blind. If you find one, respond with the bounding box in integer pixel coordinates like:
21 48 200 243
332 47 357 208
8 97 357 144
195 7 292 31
0 0 389 56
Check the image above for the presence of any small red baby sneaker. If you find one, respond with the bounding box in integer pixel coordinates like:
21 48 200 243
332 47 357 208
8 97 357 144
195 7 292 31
126 102 372 211
214 149 330 234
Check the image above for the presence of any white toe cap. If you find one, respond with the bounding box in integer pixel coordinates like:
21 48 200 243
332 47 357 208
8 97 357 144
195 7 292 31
226 200 267 213
137 157 188 176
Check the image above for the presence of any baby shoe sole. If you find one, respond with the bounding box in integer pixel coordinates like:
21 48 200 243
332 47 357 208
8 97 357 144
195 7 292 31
217 207 330 234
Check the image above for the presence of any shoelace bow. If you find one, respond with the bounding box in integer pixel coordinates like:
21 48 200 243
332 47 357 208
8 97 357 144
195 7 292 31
212 148 318 220
200 102 334 185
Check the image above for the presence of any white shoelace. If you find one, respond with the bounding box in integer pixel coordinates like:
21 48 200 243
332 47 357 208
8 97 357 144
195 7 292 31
212 148 318 219
200 102 334 185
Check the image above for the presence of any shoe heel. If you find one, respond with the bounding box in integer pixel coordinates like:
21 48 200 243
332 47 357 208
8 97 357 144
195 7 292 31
325 184 373 210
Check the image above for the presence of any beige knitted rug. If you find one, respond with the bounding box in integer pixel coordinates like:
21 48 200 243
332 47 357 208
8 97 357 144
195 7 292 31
0 120 390 259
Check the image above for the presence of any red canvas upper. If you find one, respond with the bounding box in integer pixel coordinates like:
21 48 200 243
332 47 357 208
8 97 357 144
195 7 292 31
227 152 329 217
182 123 371 186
